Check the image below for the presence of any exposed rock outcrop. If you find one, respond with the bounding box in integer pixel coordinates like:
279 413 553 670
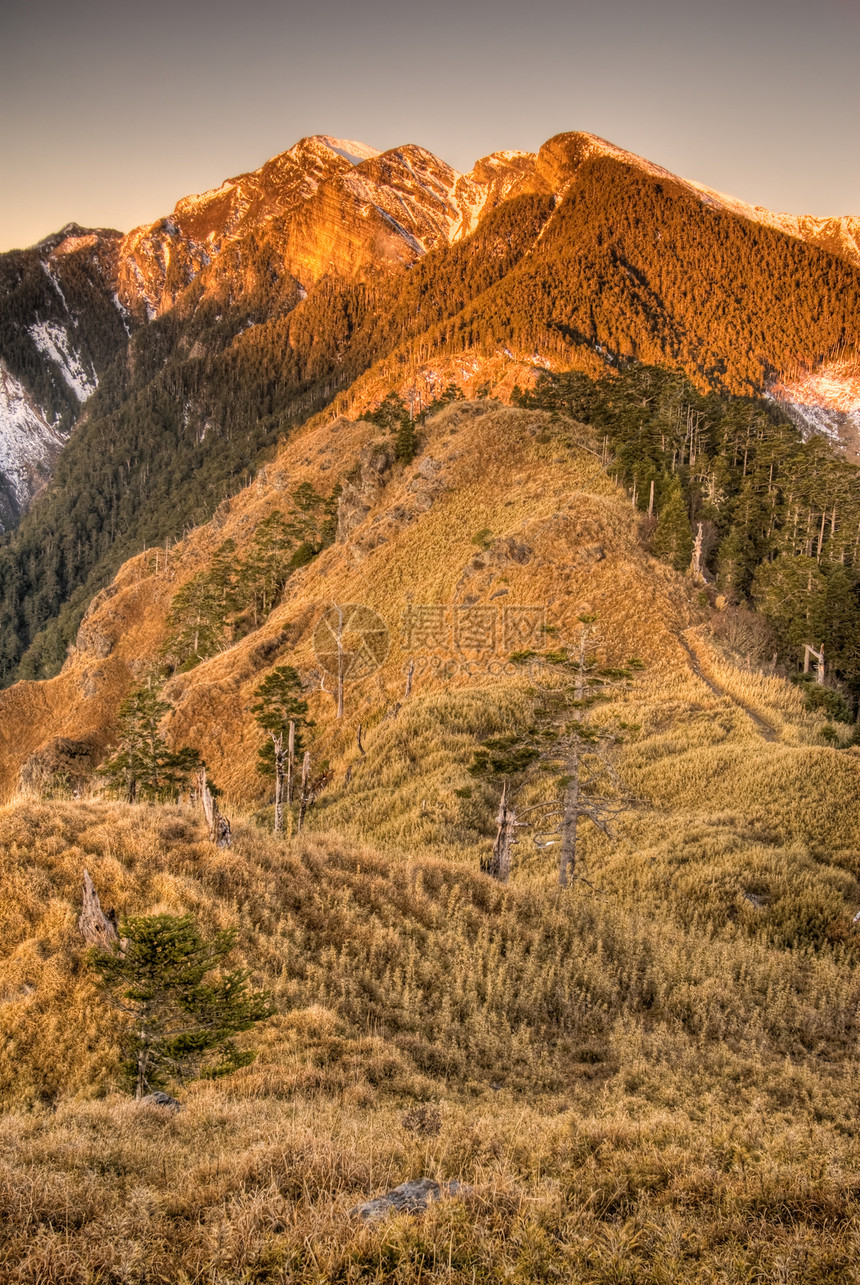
336 441 394 541
350 1178 469 1222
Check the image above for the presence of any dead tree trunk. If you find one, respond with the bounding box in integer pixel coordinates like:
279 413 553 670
575 624 589 702
297 751 312 832
404 659 415 700
273 731 285 834
135 1047 151 1101
803 643 825 684
286 721 295 806
691 522 704 583
198 767 232 848
200 768 217 841
486 780 516 882
78 871 119 948
558 742 580 888
357 723 365 756
333 605 346 720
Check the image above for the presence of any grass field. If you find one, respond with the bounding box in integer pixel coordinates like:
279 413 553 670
2 655 860 1283
3 402 860 1280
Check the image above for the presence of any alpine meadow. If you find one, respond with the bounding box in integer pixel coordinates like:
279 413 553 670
2 123 860 1284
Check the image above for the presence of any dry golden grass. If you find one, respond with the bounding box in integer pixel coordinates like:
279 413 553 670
3 403 860 1278
683 627 822 743
2 790 860 1281
4 1090 860 1284
0 403 696 805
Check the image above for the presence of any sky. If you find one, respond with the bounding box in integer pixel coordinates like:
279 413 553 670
2 0 859 252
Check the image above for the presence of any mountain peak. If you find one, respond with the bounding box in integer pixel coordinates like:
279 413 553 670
312 136 381 166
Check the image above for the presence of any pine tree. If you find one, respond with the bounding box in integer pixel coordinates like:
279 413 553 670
471 619 640 886
251 665 312 833
237 513 294 625
366 392 407 432
395 416 417 464
99 680 200 803
88 914 272 1098
162 541 239 671
654 475 693 571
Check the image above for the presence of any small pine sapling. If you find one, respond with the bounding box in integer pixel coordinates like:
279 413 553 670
88 913 272 1099
99 680 201 803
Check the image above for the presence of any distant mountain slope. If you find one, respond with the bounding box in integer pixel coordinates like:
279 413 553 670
2 378 859 809
113 134 542 319
0 225 130 527
0 130 858 687
768 212 860 271
546 134 860 271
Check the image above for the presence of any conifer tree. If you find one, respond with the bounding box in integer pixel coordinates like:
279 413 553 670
89 914 272 1098
366 392 407 432
99 680 200 803
236 490 341 628
251 665 312 833
162 541 239 671
654 476 693 571
395 416 417 464
471 619 640 886
238 513 294 625
416 382 464 423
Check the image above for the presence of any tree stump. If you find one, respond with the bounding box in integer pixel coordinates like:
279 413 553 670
199 767 232 847
78 871 119 948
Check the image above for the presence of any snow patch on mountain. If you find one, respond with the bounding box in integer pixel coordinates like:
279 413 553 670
112 293 132 337
39 260 69 312
29 322 97 403
0 361 65 517
317 137 380 166
449 151 537 242
342 147 464 254
771 360 860 460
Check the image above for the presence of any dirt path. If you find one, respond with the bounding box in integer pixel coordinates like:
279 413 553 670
679 629 779 743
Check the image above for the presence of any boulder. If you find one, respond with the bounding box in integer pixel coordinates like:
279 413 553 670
350 1178 468 1222
139 1092 183 1113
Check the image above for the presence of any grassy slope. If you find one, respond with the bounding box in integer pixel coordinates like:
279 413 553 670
2 732 860 1282
2 404 860 1278
0 402 693 801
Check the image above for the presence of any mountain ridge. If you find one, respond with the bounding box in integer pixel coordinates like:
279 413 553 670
110 130 860 322
3 128 858 496
1 127 859 688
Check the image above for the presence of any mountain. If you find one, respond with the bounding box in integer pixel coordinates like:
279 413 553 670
2 360 860 803
112 134 541 319
0 134 541 535
3 140 860 1280
0 130 858 689
0 223 131 528
103 132 860 366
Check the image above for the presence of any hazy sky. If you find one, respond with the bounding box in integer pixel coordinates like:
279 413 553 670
2 0 859 251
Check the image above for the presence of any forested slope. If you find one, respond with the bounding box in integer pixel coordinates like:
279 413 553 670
0 196 553 683
2 134 859 690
